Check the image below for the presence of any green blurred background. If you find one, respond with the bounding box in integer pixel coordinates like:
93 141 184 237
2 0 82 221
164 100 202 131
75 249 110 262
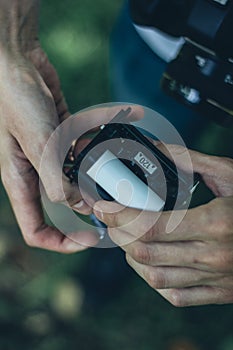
0 1 233 350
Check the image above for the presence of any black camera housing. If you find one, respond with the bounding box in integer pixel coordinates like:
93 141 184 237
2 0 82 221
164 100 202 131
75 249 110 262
67 108 200 211
130 0 233 57
130 0 233 127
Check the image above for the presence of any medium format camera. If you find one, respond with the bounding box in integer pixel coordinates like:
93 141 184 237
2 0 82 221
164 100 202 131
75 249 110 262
130 0 233 127
67 108 200 213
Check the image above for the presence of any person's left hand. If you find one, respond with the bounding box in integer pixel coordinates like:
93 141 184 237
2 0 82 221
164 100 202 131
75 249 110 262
93 147 233 306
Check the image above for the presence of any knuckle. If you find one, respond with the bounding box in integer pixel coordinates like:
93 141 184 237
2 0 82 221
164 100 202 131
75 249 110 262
146 268 166 289
125 253 133 266
169 290 186 307
105 212 118 228
205 198 233 241
46 188 66 204
23 235 37 248
23 224 51 250
219 214 233 241
216 215 232 240
45 176 77 205
64 192 76 205
141 215 166 242
209 249 233 272
131 243 151 265
204 202 218 235
141 227 156 242
224 290 233 304
219 251 233 272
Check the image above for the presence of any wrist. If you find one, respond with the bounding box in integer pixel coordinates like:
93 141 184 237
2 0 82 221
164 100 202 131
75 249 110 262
0 0 40 55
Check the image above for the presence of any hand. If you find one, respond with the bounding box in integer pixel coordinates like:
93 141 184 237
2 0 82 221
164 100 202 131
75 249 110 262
94 147 233 306
0 1 97 252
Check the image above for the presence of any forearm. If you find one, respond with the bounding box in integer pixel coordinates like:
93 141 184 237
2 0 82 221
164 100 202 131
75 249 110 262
0 0 40 54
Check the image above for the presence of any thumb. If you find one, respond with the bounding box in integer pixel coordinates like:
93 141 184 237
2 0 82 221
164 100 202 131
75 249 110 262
37 125 92 213
14 113 91 214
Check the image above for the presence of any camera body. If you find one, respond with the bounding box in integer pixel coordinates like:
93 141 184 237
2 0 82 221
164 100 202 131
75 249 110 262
130 0 233 127
67 108 200 212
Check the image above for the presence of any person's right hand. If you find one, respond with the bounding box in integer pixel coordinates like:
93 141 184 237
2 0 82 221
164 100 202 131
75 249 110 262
94 147 233 306
0 1 97 252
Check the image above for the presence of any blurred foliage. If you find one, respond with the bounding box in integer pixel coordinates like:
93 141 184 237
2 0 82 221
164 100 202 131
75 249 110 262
39 0 122 113
0 1 233 350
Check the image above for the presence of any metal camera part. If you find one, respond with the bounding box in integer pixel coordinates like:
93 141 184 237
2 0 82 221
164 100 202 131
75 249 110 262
67 108 200 215
161 41 233 127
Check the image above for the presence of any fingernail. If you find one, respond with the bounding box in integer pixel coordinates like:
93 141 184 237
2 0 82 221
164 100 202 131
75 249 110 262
72 200 92 215
73 200 85 209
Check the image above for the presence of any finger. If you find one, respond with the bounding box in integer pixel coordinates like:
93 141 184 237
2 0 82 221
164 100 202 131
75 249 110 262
21 114 91 210
156 286 233 307
110 233 207 269
39 105 143 207
68 105 144 165
125 254 222 289
153 143 197 173
94 201 210 242
62 175 92 213
73 104 144 132
59 105 144 208
3 59 91 210
5 81 84 209
110 227 233 276
73 138 93 157
40 62 70 123
1 158 99 253
155 143 233 197
154 143 208 174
